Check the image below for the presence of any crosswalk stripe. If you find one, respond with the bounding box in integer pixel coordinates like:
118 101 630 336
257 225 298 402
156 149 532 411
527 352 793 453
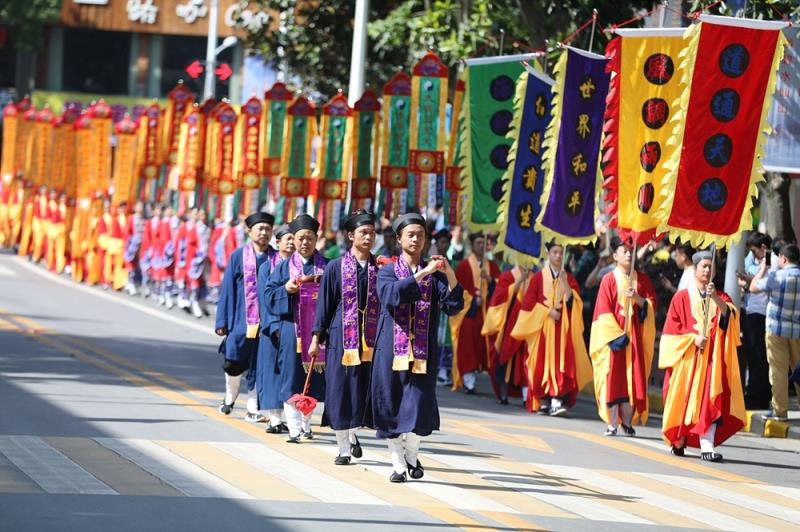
427 452 651 524
214 441 388 506
0 264 17 277
645 472 800 526
0 445 46 494
0 436 116 495
748 482 800 500
158 440 314 502
537 463 765 531
95 438 253 499
316 443 519 513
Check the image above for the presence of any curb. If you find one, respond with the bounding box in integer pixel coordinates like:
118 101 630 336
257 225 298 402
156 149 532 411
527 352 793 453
744 411 800 440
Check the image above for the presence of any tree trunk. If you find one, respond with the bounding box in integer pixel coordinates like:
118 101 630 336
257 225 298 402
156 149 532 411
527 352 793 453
762 171 797 243
15 51 36 97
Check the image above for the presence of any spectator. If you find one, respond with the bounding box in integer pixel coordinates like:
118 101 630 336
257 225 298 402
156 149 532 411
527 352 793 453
377 226 399 257
750 243 800 421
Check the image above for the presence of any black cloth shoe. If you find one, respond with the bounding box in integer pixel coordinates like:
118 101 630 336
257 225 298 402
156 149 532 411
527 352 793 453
218 400 234 415
286 435 301 444
335 455 351 466
389 471 407 483
701 452 723 462
301 430 314 440
464 387 476 395
350 435 363 458
621 423 636 437
265 422 286 434
406 459 424 480
498 398 509 405
670 445 685 457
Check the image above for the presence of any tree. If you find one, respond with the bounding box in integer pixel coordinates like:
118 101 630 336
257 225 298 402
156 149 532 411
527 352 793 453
0 0 62 53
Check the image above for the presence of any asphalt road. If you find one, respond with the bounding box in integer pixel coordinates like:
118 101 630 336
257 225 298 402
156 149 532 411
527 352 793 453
0 250 798 532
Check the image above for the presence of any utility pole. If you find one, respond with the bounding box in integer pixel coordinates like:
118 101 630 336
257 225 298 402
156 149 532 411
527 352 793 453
347 0 370 105
203 0 220 100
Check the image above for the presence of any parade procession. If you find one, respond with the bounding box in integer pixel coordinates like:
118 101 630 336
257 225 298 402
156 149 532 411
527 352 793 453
1 0 800 530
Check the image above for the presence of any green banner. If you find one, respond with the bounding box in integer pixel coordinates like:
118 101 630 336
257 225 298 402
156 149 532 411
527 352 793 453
287 118 308 178
355 111 375 178
268 101 287 158
387 95 410 166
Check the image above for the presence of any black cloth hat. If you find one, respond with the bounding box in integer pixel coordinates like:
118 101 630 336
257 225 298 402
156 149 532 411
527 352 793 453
274 224 291 240
391 213 426 235
433 228 452 241
468 231 485 243
244 212 275 228
343 211 376 232
289 213 320 234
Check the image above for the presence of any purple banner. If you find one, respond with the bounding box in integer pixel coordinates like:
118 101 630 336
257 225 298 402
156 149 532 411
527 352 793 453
538 48 610 243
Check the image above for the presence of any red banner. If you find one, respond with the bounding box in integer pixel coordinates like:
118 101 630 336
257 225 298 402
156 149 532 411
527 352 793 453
215 104 238 195
380 165 409 189
239 96 262 190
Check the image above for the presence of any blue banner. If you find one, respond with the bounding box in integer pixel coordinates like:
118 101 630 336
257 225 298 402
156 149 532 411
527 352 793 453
764 27 800 174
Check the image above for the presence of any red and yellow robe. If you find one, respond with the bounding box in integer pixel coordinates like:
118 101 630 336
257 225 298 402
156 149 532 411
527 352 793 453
482 267 530 399
660 288 744 448
30 193 50 263
511 266 592 412
7 182 25 250
46 199 68 273
589 267 656 426
97 211 128 290
17 188 35 257
0 176 15 247
451 254 501 388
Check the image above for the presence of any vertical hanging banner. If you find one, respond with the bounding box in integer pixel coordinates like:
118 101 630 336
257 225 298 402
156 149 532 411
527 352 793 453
408 52 448 208
214 103 239 196
445 76 466 225
74 113 97 201
380 71 412 195
202 100 221 200
60 108 80 199
176 107 203 193
238 96 263 191
262 83 293 183
763 26 800 173
162 81 194 177
495 67 554 267
349 89 381 204
460 54 533 231
315 92 352 202
112 116 139 206
138 103 163 200
49 116 67 194
602 29 686 245
536 47 610 245
657 15 788 248
31 108 55 188
90 100 113 197
280 96 317 199
1 104 18 180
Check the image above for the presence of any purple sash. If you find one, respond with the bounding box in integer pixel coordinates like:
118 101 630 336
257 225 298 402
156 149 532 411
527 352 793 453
393 257 433 374
242 244 259 338
341 252 379 366
289 251 327 370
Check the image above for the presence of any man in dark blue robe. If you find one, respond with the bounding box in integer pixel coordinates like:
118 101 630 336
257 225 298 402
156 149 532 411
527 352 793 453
310 210 378 465
371 213 464 482
214 212 275 422
263 214 328 443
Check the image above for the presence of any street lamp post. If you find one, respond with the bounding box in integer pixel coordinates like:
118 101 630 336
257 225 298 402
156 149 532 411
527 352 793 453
203 0 220 100
347 0 370 106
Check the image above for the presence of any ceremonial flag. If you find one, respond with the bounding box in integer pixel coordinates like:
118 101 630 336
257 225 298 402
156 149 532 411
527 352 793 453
112 116 139 206
137 103 163 201
444 76 465 225
409 52 448 209
495 67 554 267
537 47 610 245
1 104 18 180
379 71 412 217
90 101 113 197
280 96 317 202
460 55 532 231
349 89 381 207
602 29 686 246
31 108 55 188
214 103 238 196
763 26 800 173
315 93 352 200
237 96 264 215
162 82 194 174
657 15 788 248
175 107 203 194
261 82 293 200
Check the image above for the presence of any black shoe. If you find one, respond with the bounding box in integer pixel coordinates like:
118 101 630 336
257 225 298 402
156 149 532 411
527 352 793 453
286 435 301 444
701 452 723 462
218 400 234 415
498 398 509 405
301 430 314 440
389 471 407 483
538 404 550 415
406 459 424 480
350 435 363 458
464 387 476 395
335 455 351 465
265 422 285 434
620 423 636 437
670 445 685 457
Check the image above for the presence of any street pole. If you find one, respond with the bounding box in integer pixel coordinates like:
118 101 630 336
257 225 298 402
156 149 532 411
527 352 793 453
347 0 369 106
204 0 219 100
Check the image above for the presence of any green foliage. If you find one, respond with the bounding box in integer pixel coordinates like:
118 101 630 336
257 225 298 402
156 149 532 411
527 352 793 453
690 0 799 19
1 0 63 52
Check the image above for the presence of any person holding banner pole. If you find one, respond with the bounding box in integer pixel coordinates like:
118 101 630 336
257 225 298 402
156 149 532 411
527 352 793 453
589 236 656 436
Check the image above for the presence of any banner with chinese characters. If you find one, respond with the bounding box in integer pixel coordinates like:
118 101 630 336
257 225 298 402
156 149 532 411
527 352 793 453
657 16 788 248
763 26 800 173
31 108 55 188
214 103 238 196
495 67 554 267
444 76 465 226
74 113 97 200
379 71 412 217
315 93 352 199
261 82 293 200
237 96 263 191
162 82 194 175
137 103 163 201
175 107 203 193
90 101 113 196
409 52 448 208
460 55 531 232
112 116 139 206
1 104 18 180
350 90 381 205
602 29 686 246
280 96 317 199
537 47 610 245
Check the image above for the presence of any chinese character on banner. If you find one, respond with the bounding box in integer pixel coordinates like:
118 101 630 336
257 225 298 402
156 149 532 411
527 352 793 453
764 26 800 173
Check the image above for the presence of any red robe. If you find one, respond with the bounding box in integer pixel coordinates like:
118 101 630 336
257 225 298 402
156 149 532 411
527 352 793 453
173 220 189 285
152 218 175 282
207 224 225 288
124 214 145 272
660 288 745 448
184 220 209 290
451 255 501 383
589 267 657 426
139 217 159 278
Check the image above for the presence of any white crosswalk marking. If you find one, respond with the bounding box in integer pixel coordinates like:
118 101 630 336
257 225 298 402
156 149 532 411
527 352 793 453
645 472 800 527
537 463 769 532
428 452 652 524
95 438 253 499
0 436 116 495
748 482 800 500
0 265 16 277
214 441 389 506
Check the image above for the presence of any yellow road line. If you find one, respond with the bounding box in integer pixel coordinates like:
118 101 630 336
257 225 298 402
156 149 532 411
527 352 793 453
444 419 554 454
477 510 546 531
418 506 496 531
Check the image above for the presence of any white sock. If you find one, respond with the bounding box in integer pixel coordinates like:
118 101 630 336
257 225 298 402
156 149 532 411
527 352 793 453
463 371 477 390
301 414 312 433
348 428 359 445
267 409 283 426
335 430 351 457
522 387 529 402
620 403 633 426
551 397 562 409
224 373 242 405
246 388 258 415
283 402 302 437
404 432 421 467
700 423 717 454
387 438 406 475
608 404 619 428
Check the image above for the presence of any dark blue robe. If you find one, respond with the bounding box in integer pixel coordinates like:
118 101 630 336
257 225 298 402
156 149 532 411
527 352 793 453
214 246 270 365
313 256 375 430
371 264 464 438
260 254 327 410
253 253 285 404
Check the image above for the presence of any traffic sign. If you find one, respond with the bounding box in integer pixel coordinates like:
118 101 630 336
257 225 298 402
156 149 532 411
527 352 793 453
215 63 233 81
185 60 204 79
